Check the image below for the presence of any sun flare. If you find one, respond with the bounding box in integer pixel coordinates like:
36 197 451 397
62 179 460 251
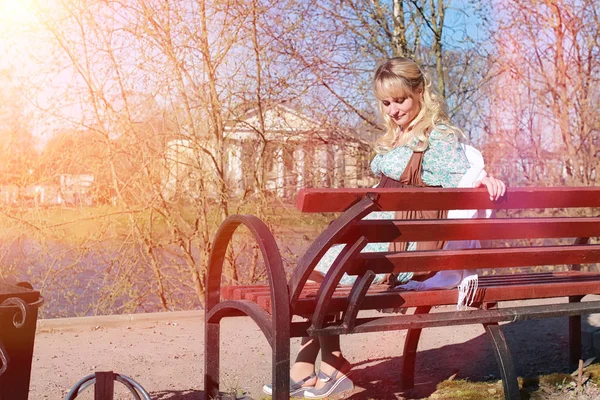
0 0 40 28
0 0 63 71
0 0 34 27
2 0 41 26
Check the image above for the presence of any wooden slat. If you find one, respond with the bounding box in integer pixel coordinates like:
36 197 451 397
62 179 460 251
338 217 600 243
290 272 600 316
223 272 600 315
347 245 600 275
296 187 600 213
222 283 320 301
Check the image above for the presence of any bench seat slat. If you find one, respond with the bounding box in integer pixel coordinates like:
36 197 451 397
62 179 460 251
339 218 600 243
226 283 320 300
347 245 600 275
292 276 600 315
222 272 600 316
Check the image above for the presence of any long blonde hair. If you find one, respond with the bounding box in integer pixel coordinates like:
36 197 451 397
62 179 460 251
373 57 464 153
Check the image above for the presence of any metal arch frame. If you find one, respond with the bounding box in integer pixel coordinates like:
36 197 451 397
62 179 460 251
342 271 376 331
288 196 378 309
64 372 151 400
204 214 290 400
206 300 275 346
310 236 369 330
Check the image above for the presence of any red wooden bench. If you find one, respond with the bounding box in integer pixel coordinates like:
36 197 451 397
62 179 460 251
204 187 600 399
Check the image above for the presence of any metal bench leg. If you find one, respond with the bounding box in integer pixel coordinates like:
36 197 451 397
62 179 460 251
569 295 583 372
272 338 291 400
401 306 431 389
205 322 220 400
484 323 520 400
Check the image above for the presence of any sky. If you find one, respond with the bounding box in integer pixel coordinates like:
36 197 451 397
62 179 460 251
445 0 491 48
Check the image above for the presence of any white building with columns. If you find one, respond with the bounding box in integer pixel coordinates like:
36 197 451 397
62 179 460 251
162 103 374 200
223 103 373 198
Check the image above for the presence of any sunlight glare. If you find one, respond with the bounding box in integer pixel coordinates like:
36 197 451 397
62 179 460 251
0 0 39 28
0 0 61 72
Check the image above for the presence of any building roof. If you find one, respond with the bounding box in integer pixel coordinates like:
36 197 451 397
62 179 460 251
225 102 370 147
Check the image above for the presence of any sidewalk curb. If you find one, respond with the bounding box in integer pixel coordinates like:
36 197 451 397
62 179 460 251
36 310 204 331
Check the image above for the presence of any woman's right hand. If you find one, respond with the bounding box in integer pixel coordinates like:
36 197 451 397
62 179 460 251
474 176 506 201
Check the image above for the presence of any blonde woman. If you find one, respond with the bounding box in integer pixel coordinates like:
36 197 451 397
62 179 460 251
263 57 505 399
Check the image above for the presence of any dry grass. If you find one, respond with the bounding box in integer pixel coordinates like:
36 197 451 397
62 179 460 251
427 365 600 400
429 379 505 399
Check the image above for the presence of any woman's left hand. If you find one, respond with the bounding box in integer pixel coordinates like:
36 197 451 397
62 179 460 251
474 176 506 201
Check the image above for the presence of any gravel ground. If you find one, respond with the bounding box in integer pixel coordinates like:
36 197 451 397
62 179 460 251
27 299 600 399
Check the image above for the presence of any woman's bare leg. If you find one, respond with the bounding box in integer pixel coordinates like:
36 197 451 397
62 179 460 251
290 336 320 385
314 335 350 389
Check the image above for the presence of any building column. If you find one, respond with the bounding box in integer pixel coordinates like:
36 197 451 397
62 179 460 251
317 146 328 186
333 144 344 187
228 141 243 195
276 145 284 197
295 147 305 190
344 143 358 187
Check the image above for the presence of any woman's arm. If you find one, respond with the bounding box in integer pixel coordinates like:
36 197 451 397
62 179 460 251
459 144 506 200
421 130 469 188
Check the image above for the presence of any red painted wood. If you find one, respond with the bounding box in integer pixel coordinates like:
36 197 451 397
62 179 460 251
230 286 272 300
221 284 387 302
338 218 600 243
296 187 600 212
247 272 600 315
348 245 600 274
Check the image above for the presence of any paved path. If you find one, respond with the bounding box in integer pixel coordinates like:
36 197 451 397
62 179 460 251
29 299 600 399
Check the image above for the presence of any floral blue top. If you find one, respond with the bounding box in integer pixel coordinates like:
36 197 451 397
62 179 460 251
314 128 470 286
370 128 469 188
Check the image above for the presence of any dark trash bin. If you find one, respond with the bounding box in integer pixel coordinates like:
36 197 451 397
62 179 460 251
0 282 43 400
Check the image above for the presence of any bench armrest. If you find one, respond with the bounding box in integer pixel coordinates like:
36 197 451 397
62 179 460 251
206 215 290 321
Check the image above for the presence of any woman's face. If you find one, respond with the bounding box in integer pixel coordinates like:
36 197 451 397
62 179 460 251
381 95 420 130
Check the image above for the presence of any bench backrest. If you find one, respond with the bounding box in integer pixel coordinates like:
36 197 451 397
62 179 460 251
289 187 600 323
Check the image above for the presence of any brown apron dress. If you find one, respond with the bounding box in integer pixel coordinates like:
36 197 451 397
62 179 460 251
376 151 448 283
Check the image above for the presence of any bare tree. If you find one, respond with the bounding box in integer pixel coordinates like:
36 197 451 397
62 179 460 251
485 0 600 186
256 0 492 145
0 0 500 317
